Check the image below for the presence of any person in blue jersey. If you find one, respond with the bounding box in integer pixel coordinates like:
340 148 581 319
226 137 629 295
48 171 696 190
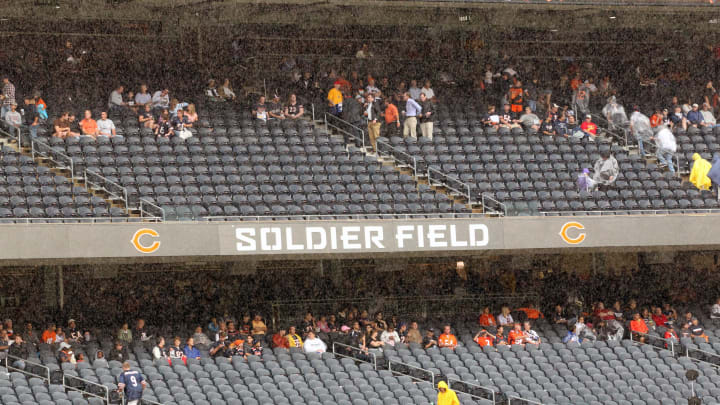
117 362 146 405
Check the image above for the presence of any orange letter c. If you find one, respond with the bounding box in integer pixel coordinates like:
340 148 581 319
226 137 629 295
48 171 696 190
559 222 585 245
131 228 161 253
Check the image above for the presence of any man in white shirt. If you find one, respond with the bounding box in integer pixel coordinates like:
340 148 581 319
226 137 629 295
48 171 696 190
4 103 21 129
152 89 170 110
702 103 717 127
421 80 435 101
408 80 421 100
134 84 151 108
108 86 126 112
302 332 326 353
96 112 116 137
654 124 677 173
711 298 720 321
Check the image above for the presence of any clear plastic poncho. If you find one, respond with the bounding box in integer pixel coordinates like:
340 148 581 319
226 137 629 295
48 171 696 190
601 96 628 130
630 111 652 142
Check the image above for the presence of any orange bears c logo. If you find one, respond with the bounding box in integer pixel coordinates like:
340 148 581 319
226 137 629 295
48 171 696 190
559 222 585 245
131 228 161 253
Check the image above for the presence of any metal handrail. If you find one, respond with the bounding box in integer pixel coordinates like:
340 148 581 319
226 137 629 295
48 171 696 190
629 330 676 356
539 208 720 216
84 169 129 212
506 395 545 405
63 373 110 404
481 193 507 216
325 112 366 151
4 354 51 382
387 359 435 386
376 139 418 176
685 345 720 368
332 342 377 370
30 137 75 180
447 377 496 404
139 198 166 221
428 166 472 204
200 213 489 221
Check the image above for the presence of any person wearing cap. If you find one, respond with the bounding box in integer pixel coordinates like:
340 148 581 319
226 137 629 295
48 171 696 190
654 124 677 173
117 361 146 405
686 103 706 128
209 332 232 359
268 94 285 120
4 102 21 129
1 76 16 120
690 318 709 342
57 343 75 363
327 81 343 116
580 114 598 139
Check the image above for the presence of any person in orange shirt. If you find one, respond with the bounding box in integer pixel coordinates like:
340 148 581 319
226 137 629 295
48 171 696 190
570 73 582 91
508 323 525 345
516 303 544 320
438 325 457 350
650 108 663 128
383 98 400 138
79 110 98 138
473 329 494 347
41 323 57 344
478 307 497 327
629 313 648 342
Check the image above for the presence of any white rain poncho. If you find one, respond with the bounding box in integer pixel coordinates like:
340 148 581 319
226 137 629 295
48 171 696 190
630 111 653 142
602 96 628 130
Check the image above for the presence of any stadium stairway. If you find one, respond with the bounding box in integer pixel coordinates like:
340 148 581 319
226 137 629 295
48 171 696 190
0 130 140 222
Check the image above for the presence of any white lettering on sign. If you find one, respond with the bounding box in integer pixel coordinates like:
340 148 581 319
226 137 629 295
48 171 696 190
234 223 490 252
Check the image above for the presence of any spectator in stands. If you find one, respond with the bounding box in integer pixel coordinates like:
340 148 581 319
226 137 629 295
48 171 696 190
272 328 290 349
592 151 619 190
205 79 223 102
286 326 303 348
499 103 520 129
654 124 677 173
170 109 192 139
328 81 343 116
664 327 679 347
407 80 421 100
630 313 649 342
516 303 543 320
562 324 581 344
218 78 236 101
79 110 98 138
22 322 39 349
355 43 374 59
711 298 720 323
630 107 653 156
41 323 56 344
209 332 230 359
642 308 657 331
611 301 624 321
380 325 400 346
423 328 438 349
650 108 663 128
185 104 198 123
0 330 8 362
152 337 168 362
155 111 172 138
192 326 210 346
8 335 30 370
168 337 185 363
0 76 15 120
406 322 422 345
22 97 40 139
138 104 156 130
152 88 170 111
523 321 541 345
690 153 712 190
248 336 263 357
3 102 21 130
702 103 717 127
303 331 327 353
402 92 422 138
419 92 434 139
207 318 219 336
508 322 524 345
478 307 497 328
109 340 130 362
363 93 382 151
97 112 117 137
690 318 709 342
668 105 686 131
552 305 567 324
437 381 460 405
226 321 240 340
498 306 513 327
580 114 598 139
118 323 132 344
508 80 524 113
438 325 458 349
53 112 78 138
58 343 74 363
592 302 615 322
495 326 508 345
602 96 628 133
267 94 284 120
421 80 435 101
183 337 201 360
67 319 81 343
366 77 380 95
652 307 668 328
251 314 267 336
366 329 383 350
252 95 268 122
482 105 500 129
383 97 400 138
474 329 494 347
134 84 151 109
686 103 706 129
519 106 540 131
229 338 246 359
540 114 556 136
284 94 304 120
108 85 127 113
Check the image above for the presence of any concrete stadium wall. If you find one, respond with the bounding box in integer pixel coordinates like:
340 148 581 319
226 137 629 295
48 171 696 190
1 215 718 264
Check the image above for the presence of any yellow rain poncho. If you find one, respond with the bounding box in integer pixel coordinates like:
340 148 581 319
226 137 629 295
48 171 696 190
689 153 712 190
437 381 460 405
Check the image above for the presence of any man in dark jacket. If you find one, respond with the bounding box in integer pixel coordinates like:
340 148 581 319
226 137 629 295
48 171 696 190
108 341 130 362
341 93 364 147
9 335 32 369
363 93 383 151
